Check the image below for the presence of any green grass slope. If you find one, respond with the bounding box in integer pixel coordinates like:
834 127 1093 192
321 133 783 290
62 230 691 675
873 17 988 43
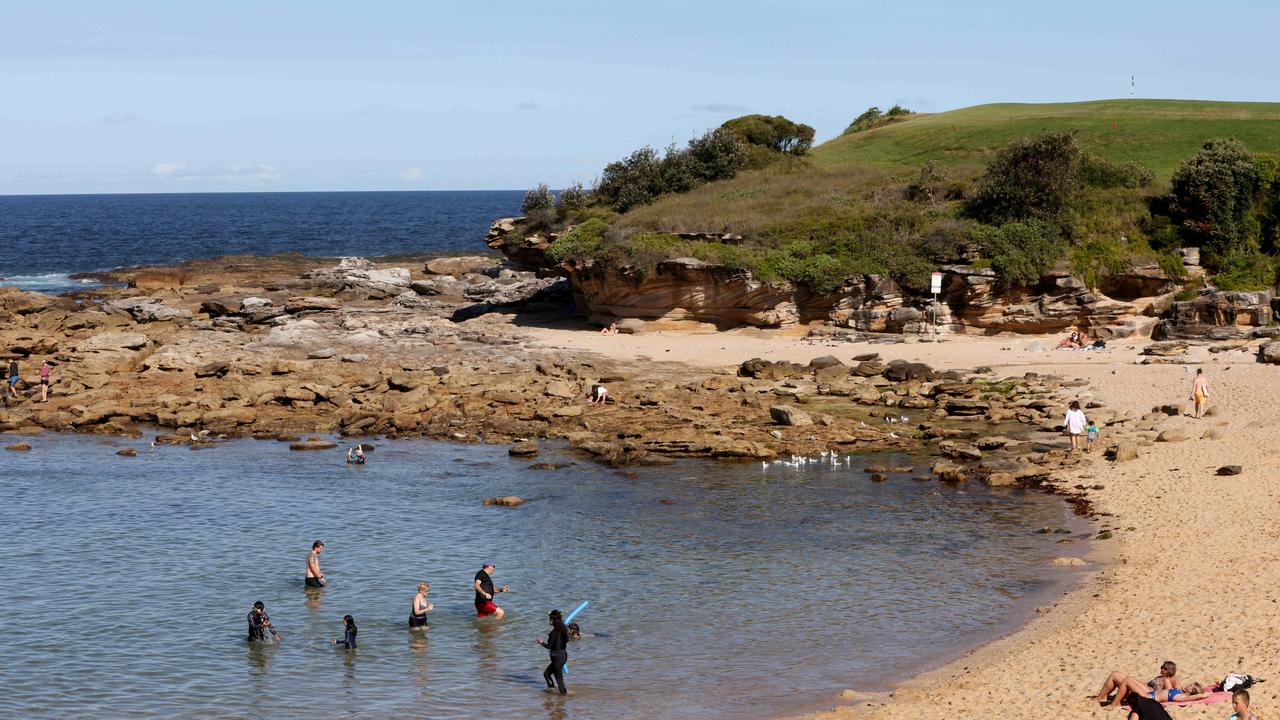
814 99 1280 179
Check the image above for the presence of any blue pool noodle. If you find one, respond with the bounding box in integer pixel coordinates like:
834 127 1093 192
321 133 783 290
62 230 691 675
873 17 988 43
561 601 588 676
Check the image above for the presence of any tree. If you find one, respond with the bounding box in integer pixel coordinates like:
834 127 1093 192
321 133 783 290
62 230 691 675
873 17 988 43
594 128 748 213
842 105 914 135
596 147 665 213
720 114 815 156
966 132 1083 225
1168 138 1260 263
685 127 748 182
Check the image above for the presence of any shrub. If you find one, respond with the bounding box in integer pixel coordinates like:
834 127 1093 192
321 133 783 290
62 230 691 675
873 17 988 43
972 221 1065 286
594 129 748 213
842 105 915 135
1069 238 1132 289
966 132 1083 225
1080 156 1156 189
1212 251 1276 291
555 183 588 216
906 161 947 204
1168 138 1260 266
546 218 611 266
521 183 555 215
616 233 690 277
721 114 815 156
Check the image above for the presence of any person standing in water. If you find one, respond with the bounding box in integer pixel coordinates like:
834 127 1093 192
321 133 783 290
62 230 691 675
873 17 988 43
347 444 365 464
537 609 569 695
38 361 51 402
474 562 509 619
1190 368 1210 419
6 358 18 399
332 615 357 649
247 601 279 641
409 582 433 627
305 540 326 588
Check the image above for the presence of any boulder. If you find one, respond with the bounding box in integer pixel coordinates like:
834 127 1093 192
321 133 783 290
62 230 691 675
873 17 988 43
388 372 429 392
1143 341 1188 356
5 442 32 451
769 405 813 427
508 441 540 457
851 360 885 377
307 348 335 360
104 297 193 323
938 440 982 460
483 496 525 507
1216 465 1243 476
544 381 577 399
1261 341 1280 364
883 360 934 382
116 448 137 457
410 277 462 296
1110 442 1140 462
1156 428 1190 443
302 261 412 298
984 472 1017 487
284 296 343 314
425 255 500 276
82 332 150 352
340 354 369 363
944 398 990 416
289 439 337 451
1052 557 1087 566
975 436 1012 450
808 355 844 370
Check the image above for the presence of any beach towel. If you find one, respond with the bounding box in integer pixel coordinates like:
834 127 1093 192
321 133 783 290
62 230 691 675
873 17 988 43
1166 690 1232 707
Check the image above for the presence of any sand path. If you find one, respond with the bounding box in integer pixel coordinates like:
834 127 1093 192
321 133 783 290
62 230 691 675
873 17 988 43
525 327 1280 719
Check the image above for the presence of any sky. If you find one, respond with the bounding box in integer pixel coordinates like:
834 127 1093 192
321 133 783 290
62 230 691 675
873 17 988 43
1 1 1277 195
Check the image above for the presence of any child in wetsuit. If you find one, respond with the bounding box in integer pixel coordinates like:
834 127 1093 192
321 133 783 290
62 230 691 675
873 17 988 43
247 601 278 641
332 615 357 649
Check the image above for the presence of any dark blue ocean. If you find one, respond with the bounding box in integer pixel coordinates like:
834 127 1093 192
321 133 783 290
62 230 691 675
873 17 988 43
0 191 523 293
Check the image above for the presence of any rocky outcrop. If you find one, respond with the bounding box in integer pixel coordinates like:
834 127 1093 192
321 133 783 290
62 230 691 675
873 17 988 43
104 297 193 324
1155 290 1273 341
301 258 412 299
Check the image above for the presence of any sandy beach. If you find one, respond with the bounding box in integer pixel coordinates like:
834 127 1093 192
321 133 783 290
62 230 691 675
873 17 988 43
526 327 1280 720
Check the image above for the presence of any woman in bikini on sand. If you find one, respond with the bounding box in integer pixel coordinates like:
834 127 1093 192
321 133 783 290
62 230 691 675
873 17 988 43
1092 670 1209 707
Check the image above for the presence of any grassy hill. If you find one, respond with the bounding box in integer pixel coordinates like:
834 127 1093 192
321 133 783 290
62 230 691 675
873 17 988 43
813 99 1280 179
553 100 1280 294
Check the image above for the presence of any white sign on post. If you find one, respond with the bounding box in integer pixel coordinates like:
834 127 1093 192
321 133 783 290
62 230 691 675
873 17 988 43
930 272 943 294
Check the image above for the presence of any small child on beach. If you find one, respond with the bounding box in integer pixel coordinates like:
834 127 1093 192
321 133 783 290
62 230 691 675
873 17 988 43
1086 420 1099 452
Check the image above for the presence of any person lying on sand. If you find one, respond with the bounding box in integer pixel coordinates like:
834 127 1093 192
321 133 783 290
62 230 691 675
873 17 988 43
600 321 619 336
1056 331 1085 350
1093 670 1210 707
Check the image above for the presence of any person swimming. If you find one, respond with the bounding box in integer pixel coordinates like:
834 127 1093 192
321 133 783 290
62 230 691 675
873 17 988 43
332 615 357 649
409 582 433 628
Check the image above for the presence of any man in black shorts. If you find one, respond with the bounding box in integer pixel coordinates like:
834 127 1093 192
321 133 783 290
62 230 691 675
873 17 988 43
305 540 326 588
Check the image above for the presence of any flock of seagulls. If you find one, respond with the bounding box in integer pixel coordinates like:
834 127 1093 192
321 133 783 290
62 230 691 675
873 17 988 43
762 450 856 471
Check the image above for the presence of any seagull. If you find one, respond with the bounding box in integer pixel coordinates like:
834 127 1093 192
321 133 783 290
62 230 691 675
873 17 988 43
889 432 899 439
189 433 199 442
150 440 156 449
762 461 769 471
899 415 909 423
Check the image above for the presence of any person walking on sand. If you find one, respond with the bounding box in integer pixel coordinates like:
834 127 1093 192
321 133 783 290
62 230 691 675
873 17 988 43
305 540 326 588
38 361 51 403
1190 368 1210 419
1064 400 1088 452
537 609 569 695
6 359 18 399
409 582 433 628
474 562 509 620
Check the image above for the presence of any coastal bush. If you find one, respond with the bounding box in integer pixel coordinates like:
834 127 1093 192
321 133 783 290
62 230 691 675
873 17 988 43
546 218 611 266
594 129 748 213
720 114 815 156
966 132 1083 225
973 220 1065 287
555 183 588 217
1168 138 1260 266
1069 238 1133 290
842 105 915 135
1211 250 1276 291
1080 156 1156 189
521 183 555 215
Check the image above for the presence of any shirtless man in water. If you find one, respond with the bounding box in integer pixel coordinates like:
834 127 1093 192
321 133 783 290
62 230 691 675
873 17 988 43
306 540 326 588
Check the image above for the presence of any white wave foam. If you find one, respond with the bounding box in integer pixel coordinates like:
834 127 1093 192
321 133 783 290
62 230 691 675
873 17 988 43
0 273 101 292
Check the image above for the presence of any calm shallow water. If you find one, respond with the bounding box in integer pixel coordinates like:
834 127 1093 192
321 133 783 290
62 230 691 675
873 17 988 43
0 435 1080 719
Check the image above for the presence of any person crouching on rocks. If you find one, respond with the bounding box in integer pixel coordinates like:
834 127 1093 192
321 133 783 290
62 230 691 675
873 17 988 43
588 384 608 404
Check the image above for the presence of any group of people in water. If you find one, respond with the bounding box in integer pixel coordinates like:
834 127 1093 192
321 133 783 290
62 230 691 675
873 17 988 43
250 542 578 695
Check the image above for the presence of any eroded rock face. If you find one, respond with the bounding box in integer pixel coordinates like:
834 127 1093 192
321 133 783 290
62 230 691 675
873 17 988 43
105 298 193 324
301 258 412 299
1157 291 1273 341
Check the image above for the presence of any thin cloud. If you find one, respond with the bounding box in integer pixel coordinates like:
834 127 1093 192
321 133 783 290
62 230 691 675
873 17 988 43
231 162 279 183
103 111 140 124
152 161 185 177
401 167 425 181
514 100 541 111
691 102 748 114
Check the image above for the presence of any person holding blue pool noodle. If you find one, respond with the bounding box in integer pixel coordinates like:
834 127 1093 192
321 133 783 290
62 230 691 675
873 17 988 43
536 609 569 694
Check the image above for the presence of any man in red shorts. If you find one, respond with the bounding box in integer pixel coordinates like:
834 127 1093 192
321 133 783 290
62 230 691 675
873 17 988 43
474 562 509 619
